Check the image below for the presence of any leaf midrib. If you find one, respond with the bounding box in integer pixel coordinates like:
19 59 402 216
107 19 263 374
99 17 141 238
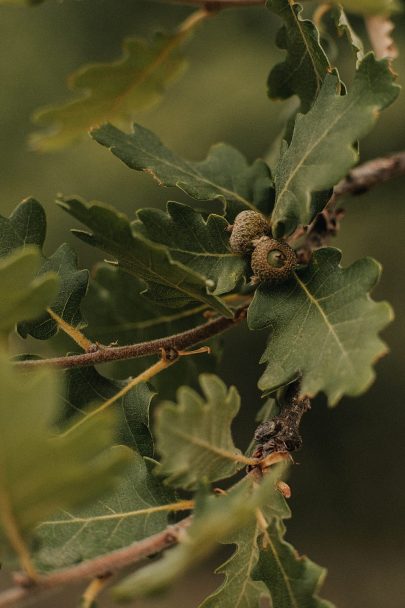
80 219 228 312
294 272 350 362
267 529 299 608
169 427 243 465
234 522 261 607
275 85 361 211
119 138 257 211
288 0 326 98
38 501 192 527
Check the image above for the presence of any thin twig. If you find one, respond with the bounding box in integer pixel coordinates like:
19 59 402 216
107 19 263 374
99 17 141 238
0 517 193 608
293 151 405 260
0 489 38 583
333 151 405 200
15 306 248 371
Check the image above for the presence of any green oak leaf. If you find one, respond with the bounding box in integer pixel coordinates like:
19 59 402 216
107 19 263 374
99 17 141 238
135 202 247 295
59 366 155 457
113 465 287 600
199 522 269 608
271 53 399 238
253 518 334 608
155 374 243 489
34 452 176 571
328 5 364 63
248 248 392 405
83 265 221 397
0 248 58 337
91 123 274 219
58 196 232 317
267 0 331 113
0 198 89 340
0 354 130 552
31 30 190 151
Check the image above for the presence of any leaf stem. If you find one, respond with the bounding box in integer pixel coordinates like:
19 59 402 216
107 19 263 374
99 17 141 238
0 486 38 582
46 308 93 351
60 348 209 437
14 306 248 371
81 573 112 608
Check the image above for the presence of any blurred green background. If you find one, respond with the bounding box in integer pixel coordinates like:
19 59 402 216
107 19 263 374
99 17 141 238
1 1 404 606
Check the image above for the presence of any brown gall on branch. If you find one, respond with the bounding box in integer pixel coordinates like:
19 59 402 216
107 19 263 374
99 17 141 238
252 381 311 461
14 306 248 371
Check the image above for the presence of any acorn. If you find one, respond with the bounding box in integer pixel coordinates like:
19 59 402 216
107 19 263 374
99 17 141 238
250 236 297 283
228 210 271 254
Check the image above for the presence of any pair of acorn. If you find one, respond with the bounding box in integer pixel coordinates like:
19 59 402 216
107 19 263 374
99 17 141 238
228 210 297 284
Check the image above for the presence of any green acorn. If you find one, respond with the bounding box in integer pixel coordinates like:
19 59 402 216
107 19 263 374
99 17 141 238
228 210 271 254
250 236 297 283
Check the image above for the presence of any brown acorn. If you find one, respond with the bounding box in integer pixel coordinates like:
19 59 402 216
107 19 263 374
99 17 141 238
228 210 271 254
250 236 297 283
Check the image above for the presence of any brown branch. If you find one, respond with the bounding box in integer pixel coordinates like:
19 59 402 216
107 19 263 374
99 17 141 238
294 152 405 263
333 151 405 200
0 517 193 608
15 306 248 371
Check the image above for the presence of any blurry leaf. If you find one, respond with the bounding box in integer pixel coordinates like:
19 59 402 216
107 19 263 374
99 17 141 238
248 248 392 405
31 28 192 151
0 248 58 337
365 15 398 60
113 466 287 600
267 0 331 113
155 374 243 489
253 518 334 608
0 0 44 4
58 196 232 317
0 198 89 340
271 54 399 238
0 355 130 553
136 202 247 295
84 265 221 397
328 5 364 62
256 398 279 423
60 366 155 457
34 452 176 571
91 123 274 219
199 522 269 608
338 0 399 16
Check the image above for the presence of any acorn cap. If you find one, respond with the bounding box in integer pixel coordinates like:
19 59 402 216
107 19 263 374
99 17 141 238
251 236 297 283
229 210 271 254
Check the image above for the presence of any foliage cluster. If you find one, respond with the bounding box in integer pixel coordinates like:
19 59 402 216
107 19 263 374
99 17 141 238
0 0 402 606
